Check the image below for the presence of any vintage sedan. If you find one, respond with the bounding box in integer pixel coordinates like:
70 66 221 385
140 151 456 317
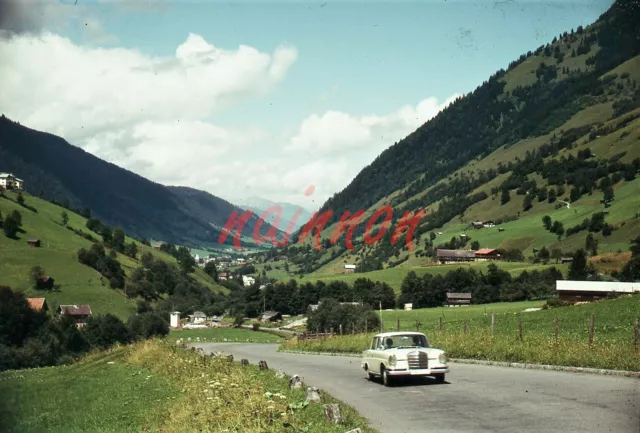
361 331 449 386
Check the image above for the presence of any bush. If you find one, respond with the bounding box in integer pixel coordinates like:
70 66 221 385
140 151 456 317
543 298 573 309
252 323 260 331
127 312 169 339
84 314 132 349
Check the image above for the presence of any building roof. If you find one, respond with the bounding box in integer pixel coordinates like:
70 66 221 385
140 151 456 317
26 298 46 311
344 264 356 269
436 249 475 258
475 248 497 255
58 305 92 316
261 311 281 319
556 280 640 293
446 292 472 299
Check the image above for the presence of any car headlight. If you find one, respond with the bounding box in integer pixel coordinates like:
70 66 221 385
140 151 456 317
389 355 397 367
439 353 447 364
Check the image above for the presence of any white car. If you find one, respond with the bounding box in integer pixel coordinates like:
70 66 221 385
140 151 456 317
361 331 449 386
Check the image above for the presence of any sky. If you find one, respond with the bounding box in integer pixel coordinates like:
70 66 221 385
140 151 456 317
0 0 613 211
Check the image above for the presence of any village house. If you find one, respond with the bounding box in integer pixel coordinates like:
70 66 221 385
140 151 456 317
446 292 472 307
474 248 502 261
0 173 24 190
57 304 92 327
436 249 476 264
344 264 356 274
556 280 640 302
188 311 207 324
26 297 48 313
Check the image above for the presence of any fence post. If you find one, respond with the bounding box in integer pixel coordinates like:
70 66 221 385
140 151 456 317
518 313 523 341
491 313 495 338
634 318 638 349
339 324 343 335
416 317 420 331
439 317 443 332
463 320 467 336
554 317 558 344
397 318 400 331
589 314 595 345
365 318 368 333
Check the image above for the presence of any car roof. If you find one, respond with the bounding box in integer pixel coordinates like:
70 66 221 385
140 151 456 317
372 331 427 338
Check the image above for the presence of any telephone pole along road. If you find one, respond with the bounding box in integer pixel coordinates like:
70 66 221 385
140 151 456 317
191 343 639 433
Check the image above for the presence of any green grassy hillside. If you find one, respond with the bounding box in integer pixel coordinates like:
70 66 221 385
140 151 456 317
0 191 226 319
266 5 640 280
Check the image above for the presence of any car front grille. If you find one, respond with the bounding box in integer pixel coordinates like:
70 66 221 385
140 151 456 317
407 351 428 369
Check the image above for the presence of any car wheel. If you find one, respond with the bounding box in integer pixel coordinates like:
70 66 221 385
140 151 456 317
433 373 445 384
381 366 392 387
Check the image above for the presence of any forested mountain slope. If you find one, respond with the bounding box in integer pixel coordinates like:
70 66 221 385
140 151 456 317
0 116 283 249
278 0 640 274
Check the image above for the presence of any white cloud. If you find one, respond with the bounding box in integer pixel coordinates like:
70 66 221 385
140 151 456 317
0 23 458 213
0 31 297 181
286 93 461 154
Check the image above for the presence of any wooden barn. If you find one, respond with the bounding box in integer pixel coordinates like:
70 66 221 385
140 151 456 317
436 249 475 264
474 248 501 261
446 292 472 306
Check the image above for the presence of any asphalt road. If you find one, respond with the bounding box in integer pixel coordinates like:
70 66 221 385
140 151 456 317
191 343 640 433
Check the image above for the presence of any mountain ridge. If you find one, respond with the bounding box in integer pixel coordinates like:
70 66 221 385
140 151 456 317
0 115 283 250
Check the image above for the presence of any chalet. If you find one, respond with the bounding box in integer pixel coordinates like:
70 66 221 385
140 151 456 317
472 221 484 229
260 311 282 322
344 264 356 274
0 173 23 190
446 292 472 306
436 249 475 264
188 311 207 324
556 280 640 302
474 248 501 261
26 297 48 313
26 239 41 247
58 304 92 327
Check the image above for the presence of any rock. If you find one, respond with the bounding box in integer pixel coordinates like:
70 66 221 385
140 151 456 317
241 359 249 366
306 386 321 403
323 404 342 424
289 374 303 389
258 360 269 370
276 369 286 379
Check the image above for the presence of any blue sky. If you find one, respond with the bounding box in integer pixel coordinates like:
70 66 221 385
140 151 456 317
1 0 613 209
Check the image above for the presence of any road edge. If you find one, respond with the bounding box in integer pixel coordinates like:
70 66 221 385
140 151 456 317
276 350 640 378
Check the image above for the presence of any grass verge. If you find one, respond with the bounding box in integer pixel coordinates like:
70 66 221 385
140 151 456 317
280 295 640 372
0 340 378 433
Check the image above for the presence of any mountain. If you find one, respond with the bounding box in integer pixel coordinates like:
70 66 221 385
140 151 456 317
282 0 640 275
234 196 316 234
0 116 283 249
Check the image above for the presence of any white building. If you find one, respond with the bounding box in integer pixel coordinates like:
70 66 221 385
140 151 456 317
0 173 23 190
344 264 356 274
170 311 181 328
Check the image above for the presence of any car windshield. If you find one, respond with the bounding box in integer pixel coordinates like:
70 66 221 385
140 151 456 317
381 335 429 349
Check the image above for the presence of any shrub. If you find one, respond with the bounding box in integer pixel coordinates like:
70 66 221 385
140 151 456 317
252 323 260 331
127 312 169 340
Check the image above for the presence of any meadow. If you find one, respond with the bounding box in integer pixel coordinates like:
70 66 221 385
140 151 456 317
0 191 226 320
280 295 640 371
0 340 377 433
296 261 568 293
